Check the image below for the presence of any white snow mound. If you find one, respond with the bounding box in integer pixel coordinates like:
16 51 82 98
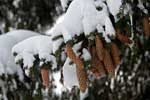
48 0 116 43
0 29 38 80
12 35 57 70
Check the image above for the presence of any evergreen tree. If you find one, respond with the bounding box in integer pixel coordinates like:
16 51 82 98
0 0 150 100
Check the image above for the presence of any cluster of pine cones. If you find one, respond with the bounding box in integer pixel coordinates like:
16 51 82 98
40 16 149 92
66 30 133 92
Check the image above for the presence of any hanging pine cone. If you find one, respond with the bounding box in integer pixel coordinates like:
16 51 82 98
91 60 105 78
116 29 132 44
103 49 115 75
143 16 150 37
90 46 105 78
76 56 87 93
95 35 105 61
111 42 120 67
41 68 49 88
66 43 87 92
66 44 76 62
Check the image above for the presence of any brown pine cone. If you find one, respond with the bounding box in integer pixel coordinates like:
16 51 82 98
143 16 150 37
41 68 49 88
76 56 87 93
90 46 105 78
66 44 76 63
95 35 105 61
111 42 120 67
91 60 105 78
66 43 87 92
103 49 115 75
90 46 97 60
116 29 132 44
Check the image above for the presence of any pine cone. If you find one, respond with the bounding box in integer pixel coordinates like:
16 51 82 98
116 29 132 44
66 43 87 92
41 68 49 87
103 49 115 75
111 42 120 67
95 35 105 61
66 44 76 63
76 56 87 93
90 46 105 77
143 16 150 37
91 60 105 78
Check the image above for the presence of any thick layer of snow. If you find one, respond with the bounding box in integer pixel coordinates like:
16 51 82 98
7 30 38 42
47 0 116 43
60 0 122 15
12 35 57 71
0 29 38 80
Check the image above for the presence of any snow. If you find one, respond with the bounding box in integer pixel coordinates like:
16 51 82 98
63 58 79 89
13 0 20 8
15 52 35 69
12 35 57 71
60 0 70 10
52 71 64 96
52 38 64 54
106 0 122 21
0 29 38 80
7 30 38 42
81 48 91 61
80 89 88 100
42 88 49 99
62 41 83 89
63 42 89 99
137 0 148 14
110 78 115 90
25 69 30 77
48 0 116 43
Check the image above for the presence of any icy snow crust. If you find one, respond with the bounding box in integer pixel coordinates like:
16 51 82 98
12 35 57 72
48 0 123 43
0 30 38 80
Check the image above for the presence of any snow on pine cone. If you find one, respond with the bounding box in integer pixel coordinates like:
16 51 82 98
103 49 115 75
116 29 132 44
111 42 120 67
66 44 87 92
95 35 105 61
143 16 150 37
90 46 105 78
